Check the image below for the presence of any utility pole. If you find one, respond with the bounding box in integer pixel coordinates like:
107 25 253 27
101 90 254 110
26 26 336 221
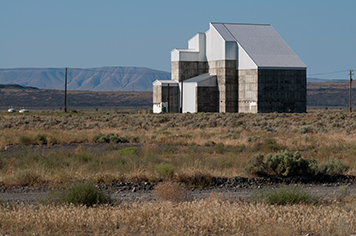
64 67 68 113
349 70 354 113
167 83 170 112
180 72 184 113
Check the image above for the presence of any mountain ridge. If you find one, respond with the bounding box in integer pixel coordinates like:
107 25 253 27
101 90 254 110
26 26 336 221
0 67 170 92
0 66 342 92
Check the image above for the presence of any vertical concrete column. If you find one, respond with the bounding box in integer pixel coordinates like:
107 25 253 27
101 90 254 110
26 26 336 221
208 60 237 113
238 69 258 113
171 61 180 82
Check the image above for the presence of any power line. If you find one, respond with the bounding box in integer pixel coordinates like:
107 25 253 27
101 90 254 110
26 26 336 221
2 67 354 77
308 70 350 76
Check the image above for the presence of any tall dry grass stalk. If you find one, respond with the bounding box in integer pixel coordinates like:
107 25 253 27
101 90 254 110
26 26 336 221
0 199 355 235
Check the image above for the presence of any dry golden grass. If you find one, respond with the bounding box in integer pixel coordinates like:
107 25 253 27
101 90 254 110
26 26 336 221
0 198 355 235
153 180 189 202
2 111 356 235
0 110 356 187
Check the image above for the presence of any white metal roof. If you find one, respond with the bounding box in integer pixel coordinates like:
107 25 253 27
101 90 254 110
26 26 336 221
184 73 217 87
153 80 179 86
211 23 306 69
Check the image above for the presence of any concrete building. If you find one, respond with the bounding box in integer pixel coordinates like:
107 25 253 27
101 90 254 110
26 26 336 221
153 22 306 113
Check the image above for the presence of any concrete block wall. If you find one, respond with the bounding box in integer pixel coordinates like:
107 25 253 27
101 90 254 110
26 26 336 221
171 61 208 82
153 85 162 105
153 85 179 113
238 69 258 113
257 69 306 113
197 87 218 112
208 60 238 113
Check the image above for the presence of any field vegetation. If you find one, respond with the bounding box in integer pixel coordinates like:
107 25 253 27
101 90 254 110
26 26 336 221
0 110 356 235
1 185 356 235
0 110 355 187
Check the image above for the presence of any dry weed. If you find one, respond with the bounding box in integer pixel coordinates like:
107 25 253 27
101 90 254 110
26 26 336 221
141 143 158 154
153 180 188 202
0 199 355 235
1 111 356 187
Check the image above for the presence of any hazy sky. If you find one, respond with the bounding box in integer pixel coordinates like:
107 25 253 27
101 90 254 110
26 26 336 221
1 0 355 80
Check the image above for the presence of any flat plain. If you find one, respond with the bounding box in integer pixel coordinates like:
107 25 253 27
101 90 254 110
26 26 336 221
0 110 356 235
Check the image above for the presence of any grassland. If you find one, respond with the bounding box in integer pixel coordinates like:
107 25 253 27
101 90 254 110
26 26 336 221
0 195 355 235
1 110 356 186
0 110 356 235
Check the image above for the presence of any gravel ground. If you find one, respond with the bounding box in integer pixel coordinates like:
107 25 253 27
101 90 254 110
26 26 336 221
1 178 355 204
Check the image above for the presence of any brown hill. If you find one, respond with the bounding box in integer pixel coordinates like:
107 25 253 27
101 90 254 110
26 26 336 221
307 80 354 107
0 84 152 110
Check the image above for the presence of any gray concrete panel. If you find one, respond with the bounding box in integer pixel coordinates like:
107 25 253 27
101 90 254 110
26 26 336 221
197 87 218 112
257 69 306 113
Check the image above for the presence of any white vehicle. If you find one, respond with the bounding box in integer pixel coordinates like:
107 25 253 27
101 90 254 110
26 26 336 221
8 107 16 112
19 108 29 113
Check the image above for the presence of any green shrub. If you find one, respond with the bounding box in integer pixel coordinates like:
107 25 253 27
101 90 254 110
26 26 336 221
118 147 138 156
59 182 112 207
247 136 260 142
245 150 319 177
18 135 32 145
264 150 317 176
299 125 314 133
92 133 107 143
252 186 317 205
319 156 349 174
245 154 266 176
50 136 58 144
73 148 92 163
92 133 121 143
107 133 120 143
130 135 140 143
156 163 174 178
36 134 47 145
259 138 284 152
120 135 130 143
237 144 245 152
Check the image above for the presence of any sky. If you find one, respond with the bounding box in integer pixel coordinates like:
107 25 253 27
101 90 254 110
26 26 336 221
1 0 355 80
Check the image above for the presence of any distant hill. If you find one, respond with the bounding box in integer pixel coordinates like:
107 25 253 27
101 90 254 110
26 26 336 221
307 80 354 107
0 84 152 109
0 67 170 92
307 77 344 83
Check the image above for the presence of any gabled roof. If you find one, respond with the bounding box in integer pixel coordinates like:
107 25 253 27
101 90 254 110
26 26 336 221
152 80 179 86
211 23 306 69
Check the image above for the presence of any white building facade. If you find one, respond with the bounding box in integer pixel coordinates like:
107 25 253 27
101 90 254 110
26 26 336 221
153 23 307 113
